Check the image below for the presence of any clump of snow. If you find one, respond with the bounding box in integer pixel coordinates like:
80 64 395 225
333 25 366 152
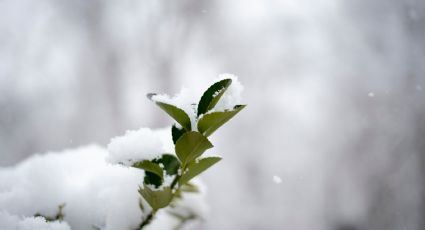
272 175 282 184
0 212 71 230
368 92 375 97
151 88 199 117
107 127 174 166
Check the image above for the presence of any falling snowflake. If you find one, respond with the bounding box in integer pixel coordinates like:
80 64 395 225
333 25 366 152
272 175 282 184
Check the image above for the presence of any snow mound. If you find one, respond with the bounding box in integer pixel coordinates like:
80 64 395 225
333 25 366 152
0 145 144 230
0 142 208 230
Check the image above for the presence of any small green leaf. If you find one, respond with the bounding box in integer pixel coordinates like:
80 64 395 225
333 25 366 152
175 131 213 166
148 96 192 131
143 172 162 188
197 79 232 116
171 124 186 144
139 185 173 211
180 182 200 193
152 154 180 176
133 160 164 179
197 105 246 136
179 156 222 185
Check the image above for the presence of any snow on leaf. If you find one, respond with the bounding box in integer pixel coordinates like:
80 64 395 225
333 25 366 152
153 101 192 131
197 78 232 116
152 154 181 176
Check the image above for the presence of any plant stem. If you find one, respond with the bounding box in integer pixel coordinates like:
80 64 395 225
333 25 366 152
170 174 181 190
139 210 156 229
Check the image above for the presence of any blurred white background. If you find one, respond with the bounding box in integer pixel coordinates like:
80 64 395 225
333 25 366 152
1 0 425 229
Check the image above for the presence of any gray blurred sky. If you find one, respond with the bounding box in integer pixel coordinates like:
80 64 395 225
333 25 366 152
0 0 424 229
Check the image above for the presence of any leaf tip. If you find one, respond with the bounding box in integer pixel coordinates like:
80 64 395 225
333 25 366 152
234 104 247 110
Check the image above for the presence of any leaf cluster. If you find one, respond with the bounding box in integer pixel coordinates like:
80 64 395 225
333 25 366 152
133 79 246 225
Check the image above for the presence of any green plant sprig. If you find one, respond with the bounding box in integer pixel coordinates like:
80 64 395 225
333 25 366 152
133 78 246 229
34 203 66 222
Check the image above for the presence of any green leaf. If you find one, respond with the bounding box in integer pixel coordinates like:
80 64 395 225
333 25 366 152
180 182 200 193
197 79 232 116
152 154 180 176
139 185 173 211
171 124 186 144
132 160 164 179
175 131 213 167
148 95 192 131
197 105 246 137
143 172 162 188
179 156 222 185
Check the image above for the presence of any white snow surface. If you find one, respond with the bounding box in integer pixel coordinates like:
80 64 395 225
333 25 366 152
151 74 244 131
0 145 144 230
0 212 71 230
0 136 208 229
107 127 174 166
